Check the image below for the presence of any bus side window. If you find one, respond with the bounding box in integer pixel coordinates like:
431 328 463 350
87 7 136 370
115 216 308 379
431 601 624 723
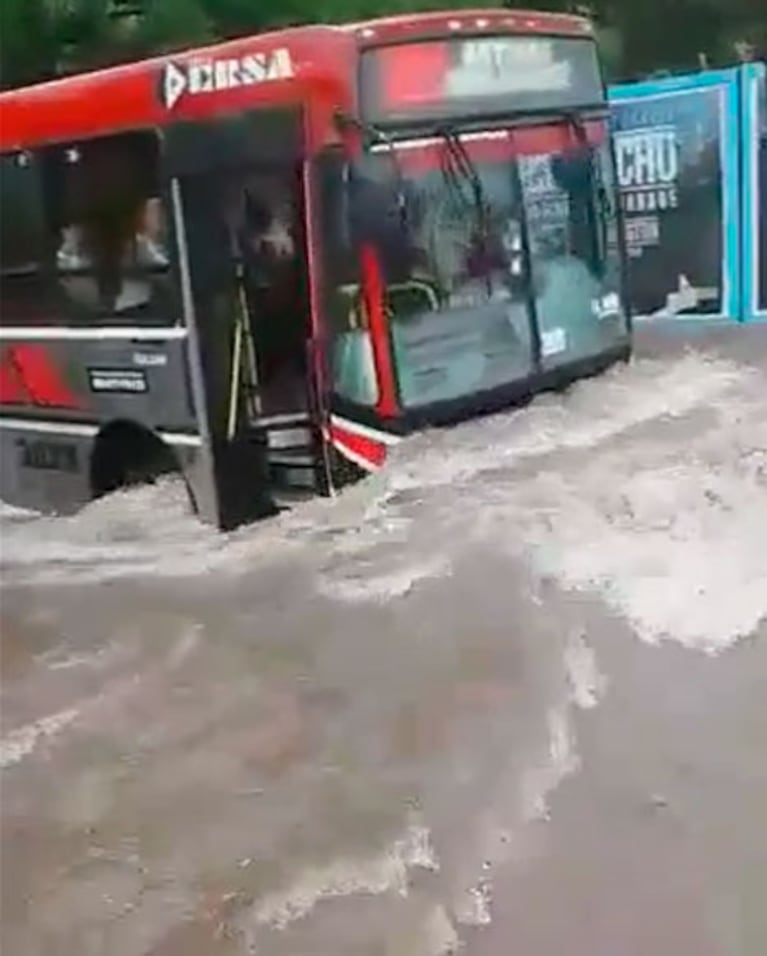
46 132 173 324
0 151 52 327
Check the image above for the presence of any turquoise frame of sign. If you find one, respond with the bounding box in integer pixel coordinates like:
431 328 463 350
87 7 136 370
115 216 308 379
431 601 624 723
740 60 766 322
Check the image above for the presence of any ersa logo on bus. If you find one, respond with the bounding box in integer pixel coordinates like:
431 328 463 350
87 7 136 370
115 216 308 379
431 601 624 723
160 48 294 110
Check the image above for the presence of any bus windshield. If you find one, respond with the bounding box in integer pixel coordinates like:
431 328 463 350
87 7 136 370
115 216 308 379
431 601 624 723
348 126 628 409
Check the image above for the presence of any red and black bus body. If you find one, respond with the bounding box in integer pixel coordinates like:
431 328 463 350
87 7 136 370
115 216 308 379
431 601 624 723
0 10 632 529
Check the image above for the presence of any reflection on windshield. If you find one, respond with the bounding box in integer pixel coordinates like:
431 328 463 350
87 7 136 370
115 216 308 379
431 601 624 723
333 127 628 410
518 141 625 359
353 132 534 408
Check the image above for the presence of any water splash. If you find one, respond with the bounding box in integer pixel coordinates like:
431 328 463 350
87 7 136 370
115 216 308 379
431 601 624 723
0 707 80 769
1 352 751 596
237 819 438 949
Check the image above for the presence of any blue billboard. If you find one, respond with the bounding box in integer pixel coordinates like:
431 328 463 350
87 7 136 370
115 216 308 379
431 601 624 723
609 69 742 321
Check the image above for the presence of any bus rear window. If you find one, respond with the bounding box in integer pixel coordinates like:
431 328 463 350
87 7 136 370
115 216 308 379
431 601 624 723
359 35 604 125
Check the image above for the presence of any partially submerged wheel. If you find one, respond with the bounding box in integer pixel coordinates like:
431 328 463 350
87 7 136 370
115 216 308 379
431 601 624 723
90 420 178 498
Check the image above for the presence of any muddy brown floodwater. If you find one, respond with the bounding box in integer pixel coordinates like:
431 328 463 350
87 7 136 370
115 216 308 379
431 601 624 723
2 323 767 956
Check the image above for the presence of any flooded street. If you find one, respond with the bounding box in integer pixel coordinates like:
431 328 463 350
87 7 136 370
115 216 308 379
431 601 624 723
2 324 767 956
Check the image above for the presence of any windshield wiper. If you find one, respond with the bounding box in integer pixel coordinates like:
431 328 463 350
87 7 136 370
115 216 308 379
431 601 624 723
334 111 408 227
436 124 486 219
557 108 589 145
549 109 611 277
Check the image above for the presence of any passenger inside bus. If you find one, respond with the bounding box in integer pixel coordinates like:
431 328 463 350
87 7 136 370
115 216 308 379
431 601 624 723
234 173 309 416
57 198 168 311
54 135 171 320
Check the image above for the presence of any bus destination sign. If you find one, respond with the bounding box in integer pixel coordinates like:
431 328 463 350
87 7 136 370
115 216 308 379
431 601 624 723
447 38 573 97
360 36 603 122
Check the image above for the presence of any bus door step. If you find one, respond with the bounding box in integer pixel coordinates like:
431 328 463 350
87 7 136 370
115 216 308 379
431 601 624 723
250 413 318 491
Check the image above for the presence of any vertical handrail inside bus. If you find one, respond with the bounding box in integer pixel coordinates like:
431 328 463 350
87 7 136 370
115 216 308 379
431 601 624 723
226 224 263 438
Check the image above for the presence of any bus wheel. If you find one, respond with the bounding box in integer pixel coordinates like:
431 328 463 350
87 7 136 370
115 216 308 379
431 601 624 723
90 421 178 499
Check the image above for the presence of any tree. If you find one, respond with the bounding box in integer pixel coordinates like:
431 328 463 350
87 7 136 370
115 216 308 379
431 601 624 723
1 0 212 89
0 0 60 88
136 0 213 56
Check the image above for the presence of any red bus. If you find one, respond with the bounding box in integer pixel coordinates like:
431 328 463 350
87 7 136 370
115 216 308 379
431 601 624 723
0 9 631 529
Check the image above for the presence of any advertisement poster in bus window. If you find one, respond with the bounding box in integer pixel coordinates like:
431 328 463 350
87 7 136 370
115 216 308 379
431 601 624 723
611 85 728 318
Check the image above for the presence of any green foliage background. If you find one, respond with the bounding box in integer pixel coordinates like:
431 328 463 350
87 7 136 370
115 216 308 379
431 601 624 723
1 0 764 90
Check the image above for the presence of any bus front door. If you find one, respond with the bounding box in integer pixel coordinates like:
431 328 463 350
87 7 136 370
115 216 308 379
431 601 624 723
164 109 331 525
230 164 332 500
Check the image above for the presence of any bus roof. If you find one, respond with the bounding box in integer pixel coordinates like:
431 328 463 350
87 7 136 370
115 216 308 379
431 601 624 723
0 8 593 152
343 8 591 42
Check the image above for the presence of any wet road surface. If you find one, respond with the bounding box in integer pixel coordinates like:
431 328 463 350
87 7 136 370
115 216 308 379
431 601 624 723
2 323 767 955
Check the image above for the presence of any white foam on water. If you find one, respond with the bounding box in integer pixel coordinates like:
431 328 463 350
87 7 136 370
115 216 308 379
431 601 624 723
453 879 494 928
44 652 109 672
36 636 130 673
239 820 438 944
450 700 584 932
0 479 206 578
314 352 756 610
316 554 453 604
384 353 750 494
0 500 41 521
0 351 750 593
0 477 314 586
564 630 607 710
320 350 767 654
0 707 80 769
490 399 767 652
447 628 607 935
520 707 581 823
0 664 155 774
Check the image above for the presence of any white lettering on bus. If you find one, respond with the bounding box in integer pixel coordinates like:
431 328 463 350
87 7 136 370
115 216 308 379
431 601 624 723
161 48 295 110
